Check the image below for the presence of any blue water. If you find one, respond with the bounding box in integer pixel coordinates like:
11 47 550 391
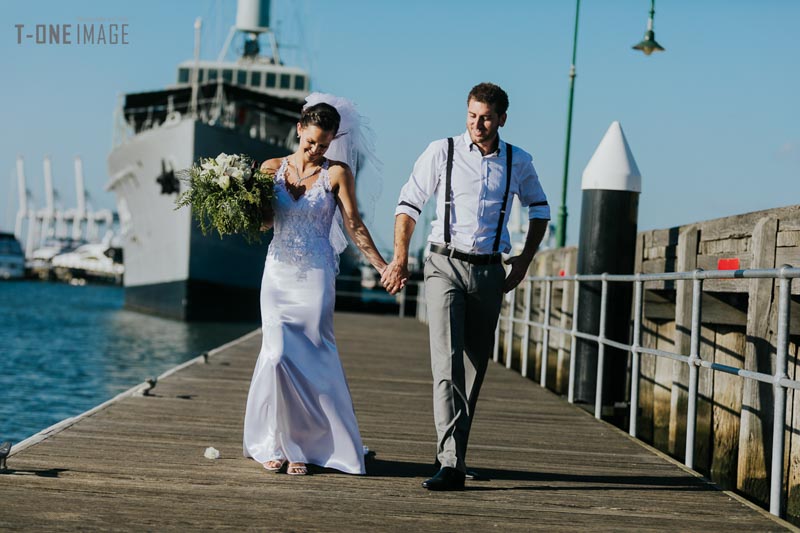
0 281 257 444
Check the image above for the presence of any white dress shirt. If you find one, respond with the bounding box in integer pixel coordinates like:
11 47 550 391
395 131 550 255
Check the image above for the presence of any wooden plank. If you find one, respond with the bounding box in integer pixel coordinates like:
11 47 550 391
648 292 750 328
697 253 755 272
704 279 749 294
777 230 800 248
711 327 745 490
697 205 798 242
556 249 577 394
644 246 676 260
637 318 658 444
654 321 676 452
699 238 751 255
699 211 765 242
0 312 790 531
642 258 669 274
634 232 645 275
650 228 679 248
779 213 800 231
532 255 551 379
509 271 527 374
776 247 800 269
643 289 675 322
785 341 800 523
694 325 716 474
737 216 779 506
669 225 699 459
701 293 748 326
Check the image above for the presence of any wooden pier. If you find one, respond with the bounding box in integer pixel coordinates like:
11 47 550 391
0 313 793 531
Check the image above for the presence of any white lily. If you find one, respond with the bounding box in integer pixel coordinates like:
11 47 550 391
226 167 244 181
217 174 231 190
215 153 229 166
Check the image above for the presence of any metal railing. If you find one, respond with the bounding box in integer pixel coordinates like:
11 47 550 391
493 266 799 517
335 275 425 318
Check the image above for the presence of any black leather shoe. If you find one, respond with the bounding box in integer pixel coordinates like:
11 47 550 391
434 458 484 481
422 467 465 491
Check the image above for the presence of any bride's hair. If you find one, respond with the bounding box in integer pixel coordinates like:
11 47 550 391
300 103 341 135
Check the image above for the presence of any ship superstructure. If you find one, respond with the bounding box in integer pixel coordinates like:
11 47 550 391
107 0 307 320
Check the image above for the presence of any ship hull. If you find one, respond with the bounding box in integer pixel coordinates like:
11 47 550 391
125 278 262 321
108 117 289 321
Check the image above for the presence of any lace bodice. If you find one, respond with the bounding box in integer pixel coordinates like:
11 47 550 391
268 158 337 273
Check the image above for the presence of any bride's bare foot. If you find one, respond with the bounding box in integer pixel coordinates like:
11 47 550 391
286 462 307 476
263 459 286 472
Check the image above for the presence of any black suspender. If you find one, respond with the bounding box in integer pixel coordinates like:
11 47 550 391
493 142 513 253
444 137 454 245
443 137 513 254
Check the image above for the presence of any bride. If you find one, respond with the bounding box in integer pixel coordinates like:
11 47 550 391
242 94 389 476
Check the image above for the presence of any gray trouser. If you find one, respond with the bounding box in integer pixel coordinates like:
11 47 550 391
424 251 505 472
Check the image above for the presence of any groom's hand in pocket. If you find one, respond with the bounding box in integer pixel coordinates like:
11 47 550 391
503 255 530 293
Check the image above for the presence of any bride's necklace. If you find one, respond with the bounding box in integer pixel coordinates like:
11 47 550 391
289 157 321 184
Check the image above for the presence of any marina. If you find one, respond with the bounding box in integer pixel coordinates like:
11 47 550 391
11 155 123 285
0 313 789 531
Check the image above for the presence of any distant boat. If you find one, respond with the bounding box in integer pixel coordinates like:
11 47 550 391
0 233 25 280
50 242 124 285
27 238 86 280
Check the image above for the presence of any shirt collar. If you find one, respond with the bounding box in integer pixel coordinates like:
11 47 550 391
462 130 505 157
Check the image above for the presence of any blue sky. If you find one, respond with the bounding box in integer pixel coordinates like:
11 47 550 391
3 0 798 253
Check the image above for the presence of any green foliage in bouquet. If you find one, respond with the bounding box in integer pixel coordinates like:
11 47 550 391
175 153 274 244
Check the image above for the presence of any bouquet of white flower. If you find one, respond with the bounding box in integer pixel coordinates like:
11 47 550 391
175 153 274 243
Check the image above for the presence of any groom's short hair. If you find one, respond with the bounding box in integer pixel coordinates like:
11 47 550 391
468 83 509 116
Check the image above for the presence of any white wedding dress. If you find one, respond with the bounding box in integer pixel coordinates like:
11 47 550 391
243 158 366 474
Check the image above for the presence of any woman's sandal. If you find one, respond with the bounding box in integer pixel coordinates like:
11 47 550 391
286 462 308 476
263 459 287 472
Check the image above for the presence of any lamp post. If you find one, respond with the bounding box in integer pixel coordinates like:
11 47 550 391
555 0 581 249
555 0 665 248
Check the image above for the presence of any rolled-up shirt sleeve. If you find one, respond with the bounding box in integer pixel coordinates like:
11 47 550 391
395 141 442 222
519 156 551 220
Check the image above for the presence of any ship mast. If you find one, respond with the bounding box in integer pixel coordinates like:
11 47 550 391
218 0 279 63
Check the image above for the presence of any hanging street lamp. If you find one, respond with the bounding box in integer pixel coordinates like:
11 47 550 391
633 0 665 55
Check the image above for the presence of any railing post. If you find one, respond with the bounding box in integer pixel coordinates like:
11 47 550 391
418 280 426 323
505 288 517 369
685 272 703 469
540 280 553 387
521 279 532 378
629 278 643 438
398 287 406 318
769 270 792 517
595 275 609 419
568 278 580 404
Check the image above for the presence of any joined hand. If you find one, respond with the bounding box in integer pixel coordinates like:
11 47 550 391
381 259 409 295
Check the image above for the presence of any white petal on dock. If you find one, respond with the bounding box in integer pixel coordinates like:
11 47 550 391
204 447 220 460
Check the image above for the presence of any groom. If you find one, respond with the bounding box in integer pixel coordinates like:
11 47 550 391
382 83 550 491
